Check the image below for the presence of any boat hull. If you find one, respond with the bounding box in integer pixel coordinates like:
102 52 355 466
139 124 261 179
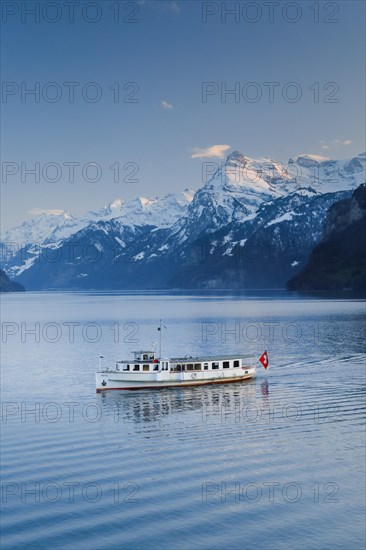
96 368 255 392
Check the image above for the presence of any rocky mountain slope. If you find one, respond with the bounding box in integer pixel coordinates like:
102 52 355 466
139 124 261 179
0 269 25 292
287 184 366 293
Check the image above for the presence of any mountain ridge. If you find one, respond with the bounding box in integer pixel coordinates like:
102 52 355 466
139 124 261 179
1 151 365 290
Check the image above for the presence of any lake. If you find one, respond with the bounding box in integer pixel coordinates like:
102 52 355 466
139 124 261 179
1 291 365 549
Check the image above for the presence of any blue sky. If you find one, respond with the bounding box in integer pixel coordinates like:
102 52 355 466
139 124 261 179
1 0 365 229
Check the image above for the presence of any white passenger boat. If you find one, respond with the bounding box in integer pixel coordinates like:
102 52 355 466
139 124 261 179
96 350 256 392
96 321 268 392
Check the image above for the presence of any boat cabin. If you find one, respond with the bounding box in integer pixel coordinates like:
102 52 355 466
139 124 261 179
133 350 156 362
114 353 253 374
170 358 242 371
115 350 162 373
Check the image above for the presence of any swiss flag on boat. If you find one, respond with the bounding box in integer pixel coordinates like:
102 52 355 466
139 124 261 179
259 351 269 369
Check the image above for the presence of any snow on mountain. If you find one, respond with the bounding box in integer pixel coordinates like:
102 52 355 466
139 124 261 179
164 151 365 246
2 189 194 245
266 211 296 227
167 188 354 290
289 153 365 192
211 150 365 200
295 154 330 163
1 190 194 278
1 211 74 248
99 189 194 227
1 150 364 286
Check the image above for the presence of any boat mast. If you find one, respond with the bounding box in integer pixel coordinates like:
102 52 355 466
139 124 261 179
158 319 162 359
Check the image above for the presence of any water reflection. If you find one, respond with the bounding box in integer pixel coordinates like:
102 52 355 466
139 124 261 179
97 380 257 425
261 379 269 398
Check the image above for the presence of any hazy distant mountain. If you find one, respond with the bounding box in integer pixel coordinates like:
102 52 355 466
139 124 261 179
0 190 194 277
1 151 365 290
287 184 366 294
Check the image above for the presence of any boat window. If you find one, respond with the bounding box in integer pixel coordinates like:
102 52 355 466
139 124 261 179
204 363 209 370
223 361 230 368
234 360 240 368
187 364 194 371
212 362 219 369
143 365 150 372
194 363 201 370
133 365 140 371
123 365 130 371
143 354 148 360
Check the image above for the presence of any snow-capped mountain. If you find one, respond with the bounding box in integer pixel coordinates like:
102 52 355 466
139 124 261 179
2 189 194 248
157 151 366 246
168 188 352 289
102 190 195 226
2 210 75 249
1 189 194 279
1 151 365 289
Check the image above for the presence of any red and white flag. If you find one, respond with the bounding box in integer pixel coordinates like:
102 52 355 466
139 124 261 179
259 351 269 369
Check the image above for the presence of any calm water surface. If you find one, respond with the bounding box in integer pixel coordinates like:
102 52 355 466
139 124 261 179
1 292 365 549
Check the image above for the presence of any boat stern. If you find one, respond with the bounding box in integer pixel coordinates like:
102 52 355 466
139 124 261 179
95 372 109 392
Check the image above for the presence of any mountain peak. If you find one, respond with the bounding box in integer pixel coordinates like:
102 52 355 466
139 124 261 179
226 150 250 163
295 154 330 166
107 198 124 210
138 196 153 206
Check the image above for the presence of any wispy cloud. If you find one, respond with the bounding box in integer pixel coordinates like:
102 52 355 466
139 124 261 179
137 1 181 13
29 208 66 217
169 1 180 13
191 144 231 159
299 153 330 162
161 100 173 110
320 138 352 150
